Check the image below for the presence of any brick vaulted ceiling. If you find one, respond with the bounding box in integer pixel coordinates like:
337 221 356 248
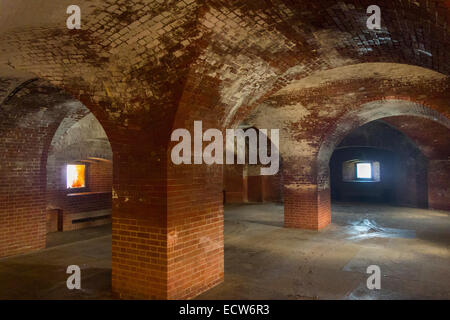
0 1 449 298
0 0 449 136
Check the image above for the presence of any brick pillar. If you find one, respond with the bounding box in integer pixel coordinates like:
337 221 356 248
155 84 225 299
247 165 263 203
0 122 49 257
0 103 61 257
164 117 225 299
428 160 450 211
166 163 224 299
112 126 224 299
283 160 331 230
111 130 170 299
247 175 263 202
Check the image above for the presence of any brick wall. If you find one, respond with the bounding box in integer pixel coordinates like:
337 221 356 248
46 113 113 232
0 0 448 300
110 128 225 300
111 138 170 299
223 165 247 203
0 117 48 256
88 161 113 192
428 160 450 211
224 167 283 204
0 81 88 257
248 64 449 231
261 174 283 203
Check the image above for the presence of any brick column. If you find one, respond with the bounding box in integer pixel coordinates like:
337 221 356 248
166 163 224 299
111 128 170 299
261 173 283 202
112 126 224 299
283 160 331 230
0 88 68 258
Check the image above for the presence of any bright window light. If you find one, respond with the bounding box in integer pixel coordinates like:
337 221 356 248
67 164 86 189
356 162 372 179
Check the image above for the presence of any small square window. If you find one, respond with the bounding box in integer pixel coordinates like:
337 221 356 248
67 164 86 189
356 162 372 179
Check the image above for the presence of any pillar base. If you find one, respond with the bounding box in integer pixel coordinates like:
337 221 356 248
284 185 331 231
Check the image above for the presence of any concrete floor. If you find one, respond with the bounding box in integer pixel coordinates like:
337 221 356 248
0 225 113 300
0 203 449 299
199 203 450 299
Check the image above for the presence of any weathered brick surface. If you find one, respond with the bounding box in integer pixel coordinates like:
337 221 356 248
428 160 450 211
0 80 90 256
0 0 448 299
249 64 449 230
224 165 247 203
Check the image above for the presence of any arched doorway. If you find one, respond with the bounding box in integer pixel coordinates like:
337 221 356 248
329 120 428 207
0 79 114 299
316 99 450 226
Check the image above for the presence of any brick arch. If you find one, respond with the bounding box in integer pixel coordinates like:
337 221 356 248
46 111 114 224
308 98 450 227
0 76 115 183
0 0 448 299
244 61 449 230
0 78 114 257
0 73 115 147
317 99 450 190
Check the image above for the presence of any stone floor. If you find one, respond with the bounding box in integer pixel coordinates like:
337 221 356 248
0 224 113 300
0 203 449 299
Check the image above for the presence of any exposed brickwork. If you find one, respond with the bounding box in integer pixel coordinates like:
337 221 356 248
384 116 450 160
166 148 224 300
0 80 86 257
261 174 283 203
428 160 450 211
112 217 168 299
0 0 448 300
88 161 114 193
46 108 113 232
247 176 263 203
332 121 428 207
112 141 170 299
224 167 282 204
46 209 60 233
284 185 319 230
249 64 449 230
